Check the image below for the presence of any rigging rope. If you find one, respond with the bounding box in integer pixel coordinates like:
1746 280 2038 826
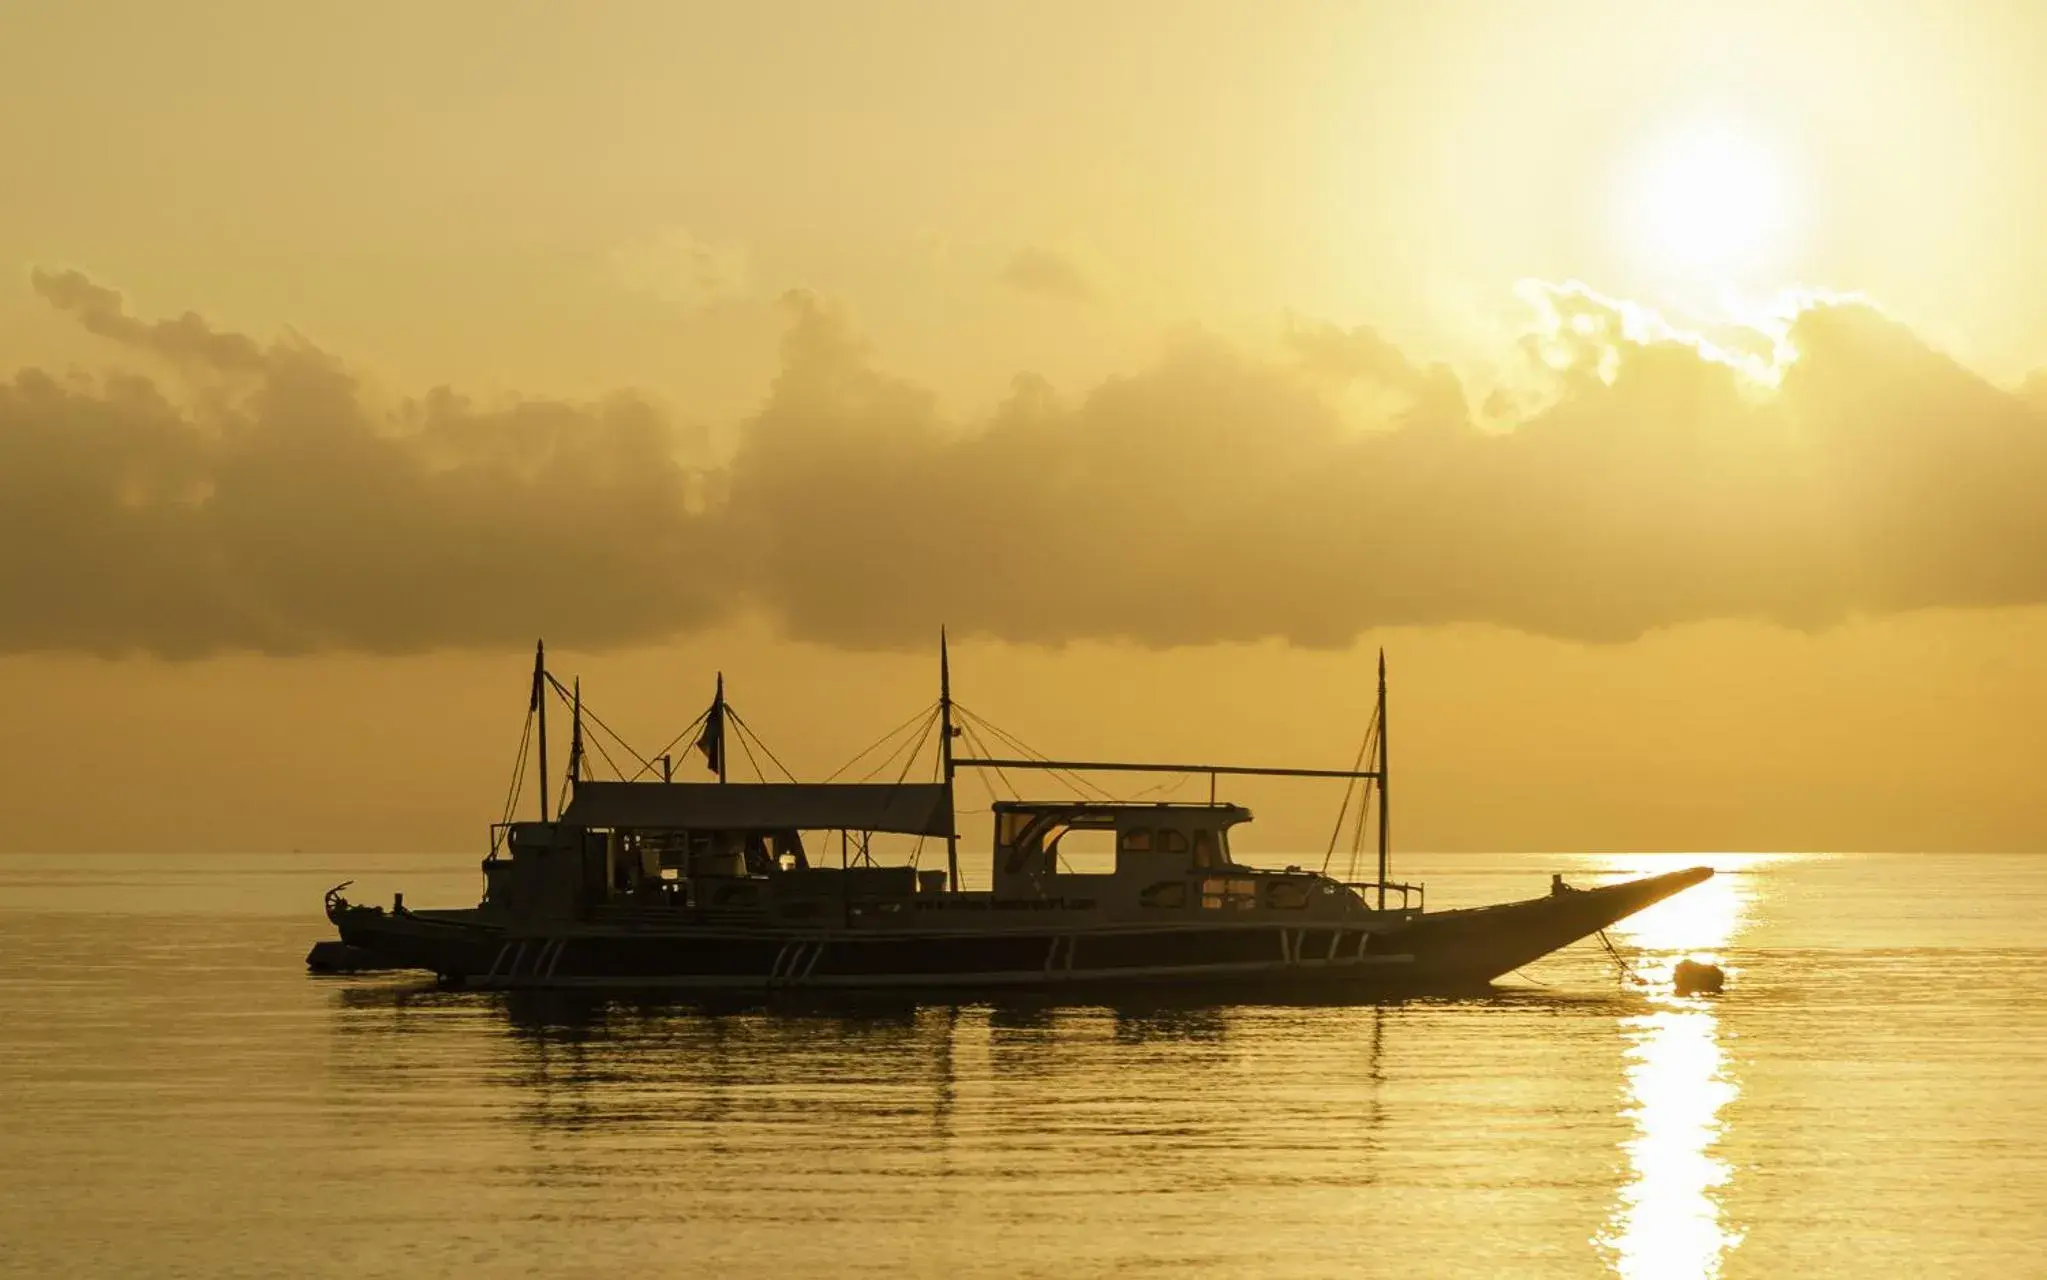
824 702 939 783
582 726 628 783
493 707 535 853
1321 783 1353 877
537 671 794 787
1345 768 1375 885
859 706 939 784
726 707 798 783
959 720 1019 802
543 674 658 779
953 702 1117 802
887 709 940 787
731 718 767 782
582 714 644 776
1126 771 1198 801
629 705 714 781
1321 707 1378 876
907 734 936 871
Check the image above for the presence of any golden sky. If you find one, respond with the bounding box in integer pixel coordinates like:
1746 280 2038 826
3 1 2044 854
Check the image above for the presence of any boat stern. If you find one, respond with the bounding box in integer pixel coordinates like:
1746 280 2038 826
320 883 501 980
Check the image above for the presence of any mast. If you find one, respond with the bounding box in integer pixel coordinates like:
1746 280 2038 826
532 639 550 823
1377 649 1390 911
940 628 960 894
568 676 583 797
715 671 728 784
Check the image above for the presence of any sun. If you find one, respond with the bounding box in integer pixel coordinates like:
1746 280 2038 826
1620 121 1796 284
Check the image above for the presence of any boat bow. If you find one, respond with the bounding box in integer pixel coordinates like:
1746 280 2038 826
1369 865 1715 988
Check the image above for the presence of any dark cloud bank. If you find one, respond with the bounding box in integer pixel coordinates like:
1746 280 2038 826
5 268 2046 657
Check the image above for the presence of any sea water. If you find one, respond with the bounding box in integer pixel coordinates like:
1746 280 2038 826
2 850 2043 1278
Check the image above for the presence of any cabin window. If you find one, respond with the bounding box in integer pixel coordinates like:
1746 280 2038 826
1192 829 1221 868
1157 829 1190 856
1200 877 1259 910
1140 881 1189 909
771 829 808 870
996 810 1036 858
1266 880 1312 909
1047 825 1116 873
1119 828 1154 854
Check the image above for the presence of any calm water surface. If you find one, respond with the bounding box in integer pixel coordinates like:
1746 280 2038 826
3 851 2044 1278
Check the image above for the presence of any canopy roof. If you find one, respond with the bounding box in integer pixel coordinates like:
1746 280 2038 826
989 799 1252 823
561 781 952 837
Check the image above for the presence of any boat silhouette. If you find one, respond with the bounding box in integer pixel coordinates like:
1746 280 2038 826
319 637 1710 996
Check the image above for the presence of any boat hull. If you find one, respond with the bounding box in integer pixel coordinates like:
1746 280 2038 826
327 867 1710 998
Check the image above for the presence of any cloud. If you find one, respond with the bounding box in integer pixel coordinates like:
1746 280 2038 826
6 269 2047 656
3 272 722 656
32 268 269 374
1281 315 1467 428
999 246 1092 302
605 227 750 311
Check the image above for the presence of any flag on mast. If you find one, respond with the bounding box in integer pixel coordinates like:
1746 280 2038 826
695 702 722 773
695 676 724 775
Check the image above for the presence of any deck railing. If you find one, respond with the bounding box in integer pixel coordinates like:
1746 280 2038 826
1344 880 1425 914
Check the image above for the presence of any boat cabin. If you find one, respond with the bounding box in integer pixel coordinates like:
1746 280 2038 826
990 799 1351 917
991 800 1248 889
468 638 1412 933
481 780 956 924
481 783 1371 927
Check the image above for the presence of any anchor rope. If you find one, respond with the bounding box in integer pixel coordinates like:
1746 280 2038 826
1595 926 1651 986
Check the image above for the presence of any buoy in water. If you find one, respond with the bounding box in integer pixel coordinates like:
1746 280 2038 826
1673 958 1725 995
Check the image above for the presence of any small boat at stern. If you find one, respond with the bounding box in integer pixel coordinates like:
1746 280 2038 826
319 640 1711 997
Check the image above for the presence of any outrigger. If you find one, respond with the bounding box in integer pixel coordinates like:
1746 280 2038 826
318 638 1710 995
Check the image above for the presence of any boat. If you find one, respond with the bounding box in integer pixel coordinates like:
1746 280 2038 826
318 638 1711 996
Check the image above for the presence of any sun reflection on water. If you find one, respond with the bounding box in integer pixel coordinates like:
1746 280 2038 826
1595 854 1769 1279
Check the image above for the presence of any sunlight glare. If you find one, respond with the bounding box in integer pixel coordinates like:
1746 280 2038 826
1622 122 1795 283
1602 1007 1743 1280
1594 853 1769 1278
